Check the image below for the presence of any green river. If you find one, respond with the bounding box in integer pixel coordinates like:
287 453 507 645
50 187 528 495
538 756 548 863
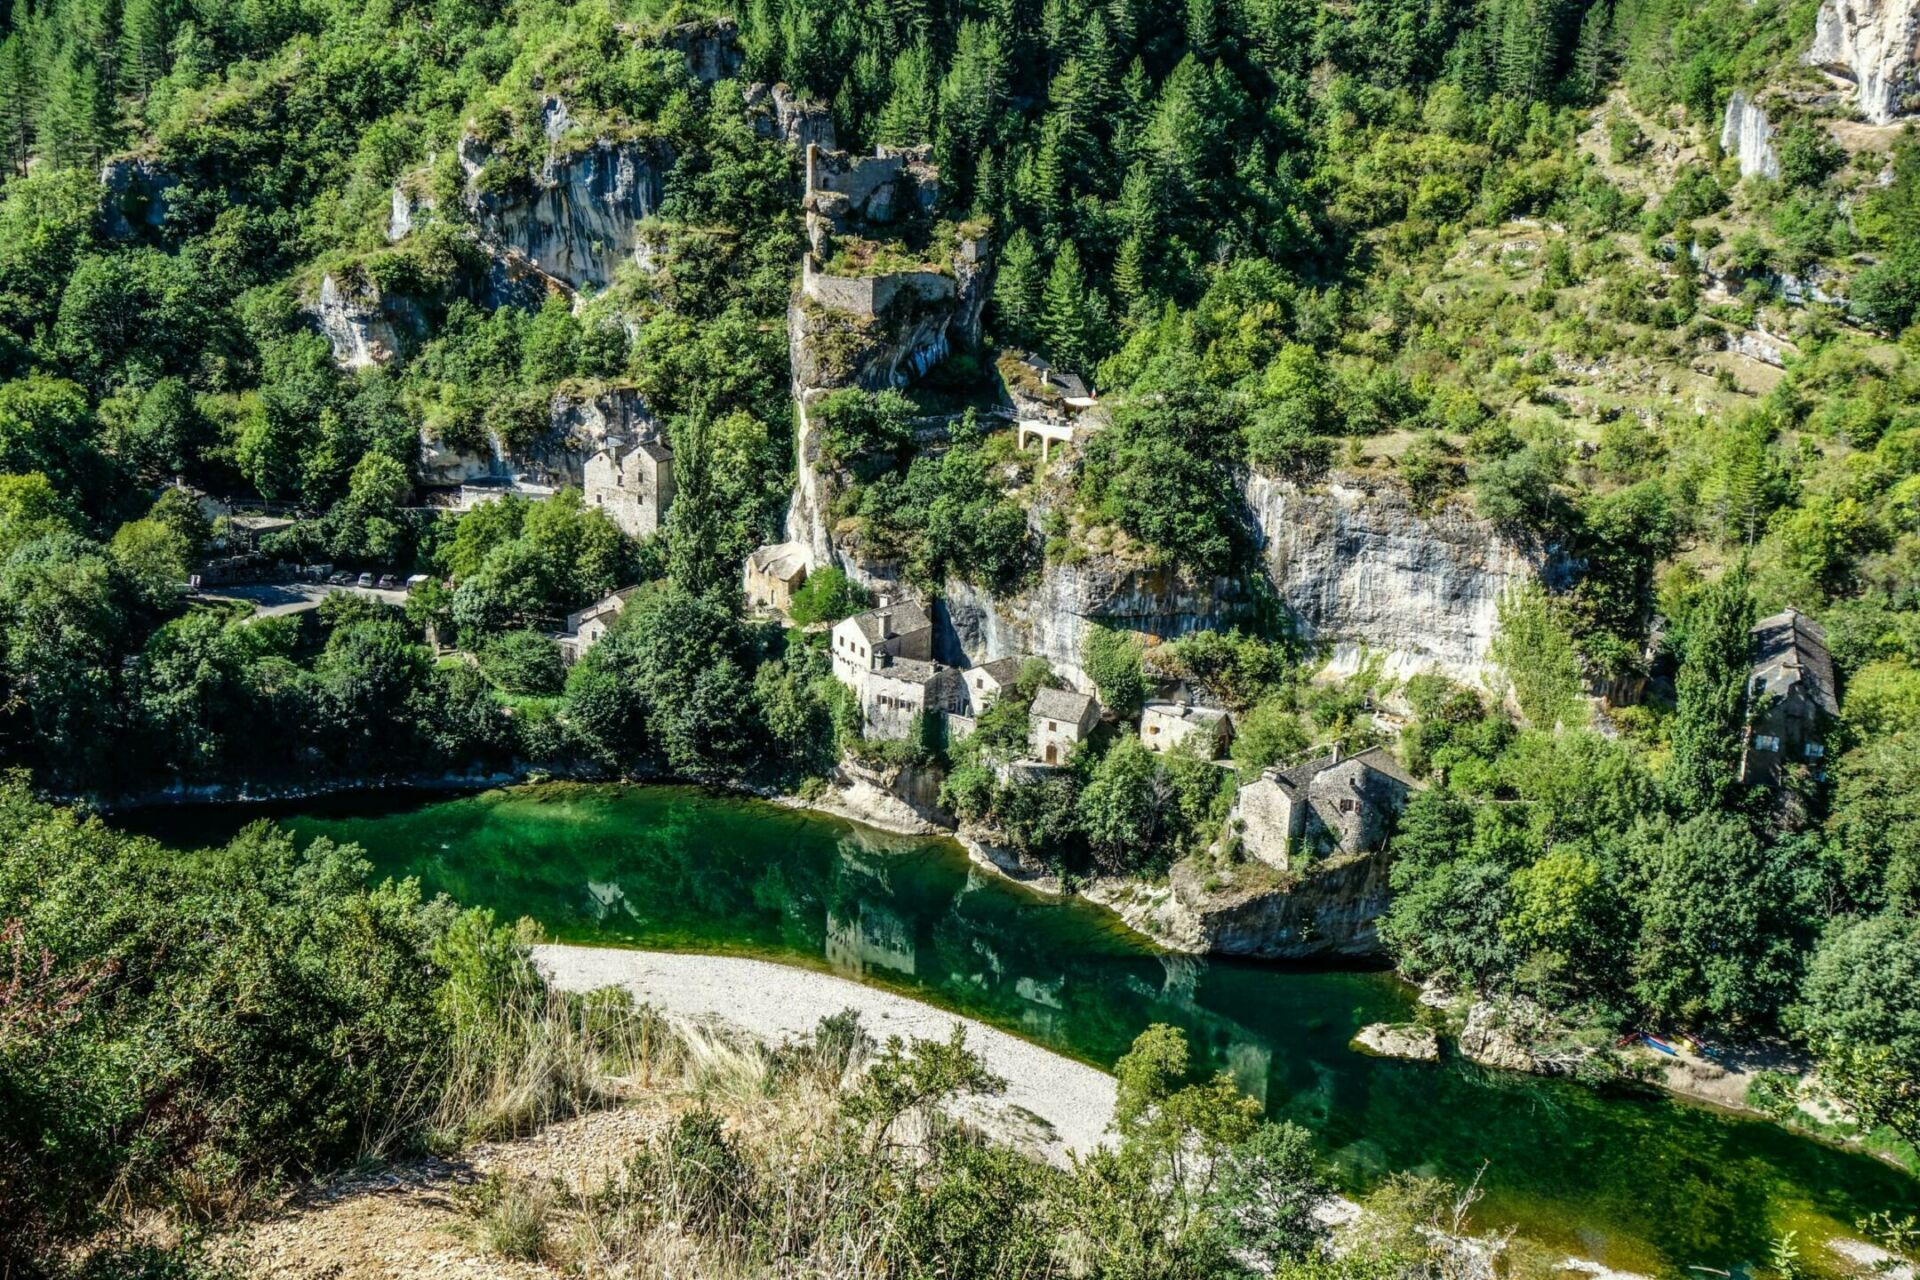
125 782 1918 1275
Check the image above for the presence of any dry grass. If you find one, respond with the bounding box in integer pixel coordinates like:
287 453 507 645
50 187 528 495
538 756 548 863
434 976 682 1148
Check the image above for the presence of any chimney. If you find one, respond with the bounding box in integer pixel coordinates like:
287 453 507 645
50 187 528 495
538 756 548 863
878 609 893 640
1330 741 1342 765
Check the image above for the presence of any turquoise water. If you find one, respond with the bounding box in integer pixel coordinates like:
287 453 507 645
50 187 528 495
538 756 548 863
124 782 1919 1273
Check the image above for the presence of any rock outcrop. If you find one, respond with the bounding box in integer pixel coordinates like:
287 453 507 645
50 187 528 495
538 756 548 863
783 139 993 566
745 82 837 151
99 156 176 239
1243 475 1541 683
938 562 1244 690
656 17 743 83
1809 0 1920 123
1720 91 1781 180
417 384 659 490
1352 1023 1441 1062
453 102 671 294
306 273 427 370
1084 846 1395 959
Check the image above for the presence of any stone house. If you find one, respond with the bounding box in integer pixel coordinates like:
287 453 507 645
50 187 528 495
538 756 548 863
1029 687 1101 766
963 656 1026 714
1740 608 1839 787
744 541 809 615
1235 745 1420 871
584 439 673 538
830 600 958 740
557 586 638 663
1139 702 1234 759
831 600 933 682
861 658 967 739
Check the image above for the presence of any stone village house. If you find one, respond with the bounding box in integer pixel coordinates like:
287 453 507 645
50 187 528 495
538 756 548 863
583 438 674 538
556 586 638 664
1029 687 1101 766
829 601 967 739
744 542 810 615
1233 745 1420 871
1740 608 1838 788
1139 701 1234 760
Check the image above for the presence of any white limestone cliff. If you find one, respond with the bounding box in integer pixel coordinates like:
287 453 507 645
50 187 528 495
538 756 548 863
1809 0 1920 124
1720 91 1781 180
1243 474 1541 684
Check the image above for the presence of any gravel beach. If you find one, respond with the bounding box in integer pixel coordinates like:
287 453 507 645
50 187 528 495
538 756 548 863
533 944 1118 1164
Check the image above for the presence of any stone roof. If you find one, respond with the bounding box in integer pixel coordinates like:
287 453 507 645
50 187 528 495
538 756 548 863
846 599 932 644
638 441 673 463
1750 608 1839 717
1263 745 1419 793
871 657 947 686
748 541 810 582
1344 745 1421 789
1030 687 1097 725
971 656 1025 687
1143 701 1231 727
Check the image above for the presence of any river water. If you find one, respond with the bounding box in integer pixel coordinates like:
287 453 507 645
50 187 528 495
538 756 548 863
123 782 1918 1273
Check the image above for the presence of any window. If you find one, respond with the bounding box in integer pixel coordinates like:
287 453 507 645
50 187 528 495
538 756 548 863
1754 734 1781 752
1339 798 1355 814
1805 742 1825 759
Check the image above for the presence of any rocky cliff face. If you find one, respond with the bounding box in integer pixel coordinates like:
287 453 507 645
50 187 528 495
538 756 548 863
1809 0 1920 123
417 384 657 489
307 273 428 370
939 561 1245 688
1084 847 1393 959
1720 91 1781 180
455 103 671 294
744 82 836 150
1244 474 1539 682
99 156 176 239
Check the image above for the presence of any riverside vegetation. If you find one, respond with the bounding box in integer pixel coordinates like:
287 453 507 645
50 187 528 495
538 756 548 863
2 775 1505 1280
3 0 1920 1270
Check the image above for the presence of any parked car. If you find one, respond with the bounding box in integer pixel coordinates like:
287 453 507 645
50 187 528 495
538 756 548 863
328 572 352 586
377 574 399 590
357 572 374 588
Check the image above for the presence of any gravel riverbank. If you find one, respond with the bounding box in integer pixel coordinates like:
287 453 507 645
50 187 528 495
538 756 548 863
532 944 1118 1164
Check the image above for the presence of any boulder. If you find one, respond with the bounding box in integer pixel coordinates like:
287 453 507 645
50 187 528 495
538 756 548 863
1352 1022 1440 1062
1457 996 1546 1072
99 156 176 240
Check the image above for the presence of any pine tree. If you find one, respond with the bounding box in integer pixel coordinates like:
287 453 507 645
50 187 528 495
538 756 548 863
119 0 169 96
1666 564 1754 813
0 34 33 175
873 43 934 145
1495 0 1568 106
1113 232 1149 318
1113 56 1152 164
992 227 1044 346
1568 0 1611 105
1185 0 1217 54
36 45 109 168
1040 238 1095 374
972 146 1001 221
